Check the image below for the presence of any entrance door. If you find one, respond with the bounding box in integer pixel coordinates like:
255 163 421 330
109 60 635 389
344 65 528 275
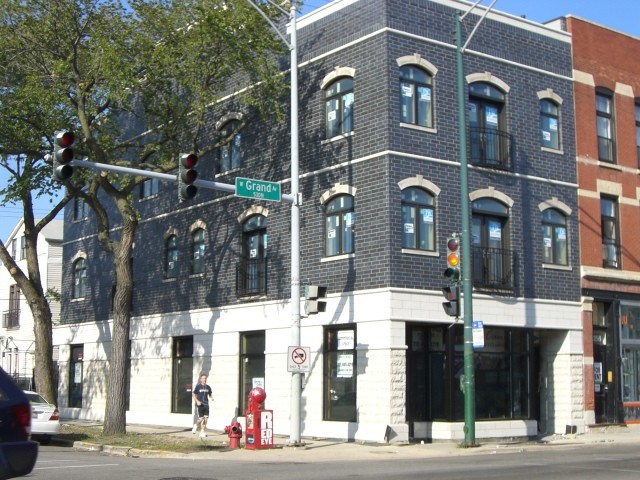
594 326 617 423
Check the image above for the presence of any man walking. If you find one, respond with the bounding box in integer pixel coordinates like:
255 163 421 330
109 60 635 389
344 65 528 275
192 373 213 438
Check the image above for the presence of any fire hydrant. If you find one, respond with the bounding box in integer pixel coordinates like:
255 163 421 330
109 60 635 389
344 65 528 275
224 420 243 449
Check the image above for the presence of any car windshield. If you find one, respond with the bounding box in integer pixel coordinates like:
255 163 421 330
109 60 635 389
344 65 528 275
24 392 48 404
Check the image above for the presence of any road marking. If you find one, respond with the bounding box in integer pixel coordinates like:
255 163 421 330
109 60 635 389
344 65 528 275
35 463 120 470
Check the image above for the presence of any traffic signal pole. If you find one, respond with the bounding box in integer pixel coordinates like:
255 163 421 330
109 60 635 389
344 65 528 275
455 0 498 448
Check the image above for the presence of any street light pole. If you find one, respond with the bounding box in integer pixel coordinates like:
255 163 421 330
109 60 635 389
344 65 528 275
455 11 476 447
243 0 301 446
455 0 498 448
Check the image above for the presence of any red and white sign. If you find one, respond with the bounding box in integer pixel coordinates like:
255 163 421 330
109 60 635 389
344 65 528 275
287 346 310 372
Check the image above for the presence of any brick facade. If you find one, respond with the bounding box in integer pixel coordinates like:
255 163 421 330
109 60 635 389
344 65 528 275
56 0 584 441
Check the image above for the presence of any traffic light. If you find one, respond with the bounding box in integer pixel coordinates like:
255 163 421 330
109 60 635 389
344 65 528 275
51 131 75 181
443 235 461 282
178 153 199 201
304 285 327 315
442 284 460 317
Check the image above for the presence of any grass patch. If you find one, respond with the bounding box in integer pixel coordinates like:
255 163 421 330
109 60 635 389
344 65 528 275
57 423 227 453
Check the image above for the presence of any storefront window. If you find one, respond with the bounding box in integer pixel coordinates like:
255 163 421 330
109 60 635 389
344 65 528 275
324 326 357 422
620 305 640 411
407 325 533 422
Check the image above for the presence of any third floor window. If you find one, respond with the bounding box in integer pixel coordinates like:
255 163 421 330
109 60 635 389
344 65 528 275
596 89 615 162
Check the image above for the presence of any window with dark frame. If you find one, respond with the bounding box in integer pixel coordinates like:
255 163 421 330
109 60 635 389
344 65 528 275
219 120 242 173
325 77 354 138
165 235 178 279
596 88 615 162
73 196 90 221
601 196 620 269
69 345 84 408
468 82 509 168
191 228 205 275
540 99 560 150
399 66 433 128
239 331 266 414
401 187 435 251
325 195 355 257
72 258 87 299
140 178 159 199
323 326 356 422
541 208 568 266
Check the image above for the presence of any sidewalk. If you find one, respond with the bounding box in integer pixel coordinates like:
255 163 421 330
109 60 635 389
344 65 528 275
57 421 640 462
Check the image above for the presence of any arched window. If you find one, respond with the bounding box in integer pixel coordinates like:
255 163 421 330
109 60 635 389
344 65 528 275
469 82 508 168
541 208 568 265
400 66 433 128
540 99 560 150
191 228 205 274
471 198 512 288
325 195 355 257
401 187 435 251
72 258 87 299
165 235 178 279
219 120 242 173
325 78 354 138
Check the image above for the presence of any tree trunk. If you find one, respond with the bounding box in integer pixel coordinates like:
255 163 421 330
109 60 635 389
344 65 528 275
102 207 137 436
32 298 56 404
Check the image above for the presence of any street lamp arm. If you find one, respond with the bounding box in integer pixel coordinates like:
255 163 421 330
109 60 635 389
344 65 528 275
243 0 292 49
461 0 498 52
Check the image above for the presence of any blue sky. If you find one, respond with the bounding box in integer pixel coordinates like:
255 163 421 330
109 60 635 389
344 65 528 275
2 0 638 243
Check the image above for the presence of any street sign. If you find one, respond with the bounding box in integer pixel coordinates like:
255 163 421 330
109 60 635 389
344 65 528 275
472 320 484 349
287 346 310 373
235 177 281 202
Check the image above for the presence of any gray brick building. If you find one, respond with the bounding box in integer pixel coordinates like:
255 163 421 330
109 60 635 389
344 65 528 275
55 0 583 442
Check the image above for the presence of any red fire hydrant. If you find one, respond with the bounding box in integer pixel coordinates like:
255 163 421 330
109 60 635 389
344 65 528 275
224 420 243 449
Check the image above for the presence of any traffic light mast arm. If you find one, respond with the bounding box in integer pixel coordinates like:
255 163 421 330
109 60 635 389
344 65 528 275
69 158 297 203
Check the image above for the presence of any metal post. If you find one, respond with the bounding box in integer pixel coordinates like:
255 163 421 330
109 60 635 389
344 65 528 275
288 4 302 446
456 11 476 447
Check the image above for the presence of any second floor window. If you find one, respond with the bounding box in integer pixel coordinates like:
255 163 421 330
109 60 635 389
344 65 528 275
596 89 615 162
540 99 560 150
325 195 355 257
20 235 26 260
400 66 433 128
165 235 178 279
401 187 435 251
73 258 87 299
325 77 354 138
191 228 205 274
219 120 242 173
601 196 620 268
541 208 568 265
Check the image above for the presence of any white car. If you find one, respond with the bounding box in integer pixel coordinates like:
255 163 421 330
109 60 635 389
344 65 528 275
23 391 60 444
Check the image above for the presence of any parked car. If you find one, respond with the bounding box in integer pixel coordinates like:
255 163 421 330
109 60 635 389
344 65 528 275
0 368 38 479
23 391 60 444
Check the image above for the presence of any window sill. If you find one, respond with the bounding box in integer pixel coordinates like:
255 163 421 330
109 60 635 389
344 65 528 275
321 131 354 144
542 263 572 271
216 167 241 178
541 146 563 155
321 253 355 263
401 248 438 257
189 272 205 278
70 297 86 303
399 122 437 134
163 277 177 283
139 194 159 202
598 160 622 171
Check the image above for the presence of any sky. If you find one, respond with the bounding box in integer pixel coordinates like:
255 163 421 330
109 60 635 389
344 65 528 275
1 0 638 243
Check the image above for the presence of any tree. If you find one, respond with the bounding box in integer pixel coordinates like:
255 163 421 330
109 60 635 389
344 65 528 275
0 0 288 435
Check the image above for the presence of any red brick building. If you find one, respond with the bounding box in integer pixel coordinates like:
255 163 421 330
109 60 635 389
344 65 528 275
562 16 640 425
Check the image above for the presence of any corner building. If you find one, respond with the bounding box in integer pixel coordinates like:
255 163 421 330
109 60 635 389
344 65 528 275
55 0 582 442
